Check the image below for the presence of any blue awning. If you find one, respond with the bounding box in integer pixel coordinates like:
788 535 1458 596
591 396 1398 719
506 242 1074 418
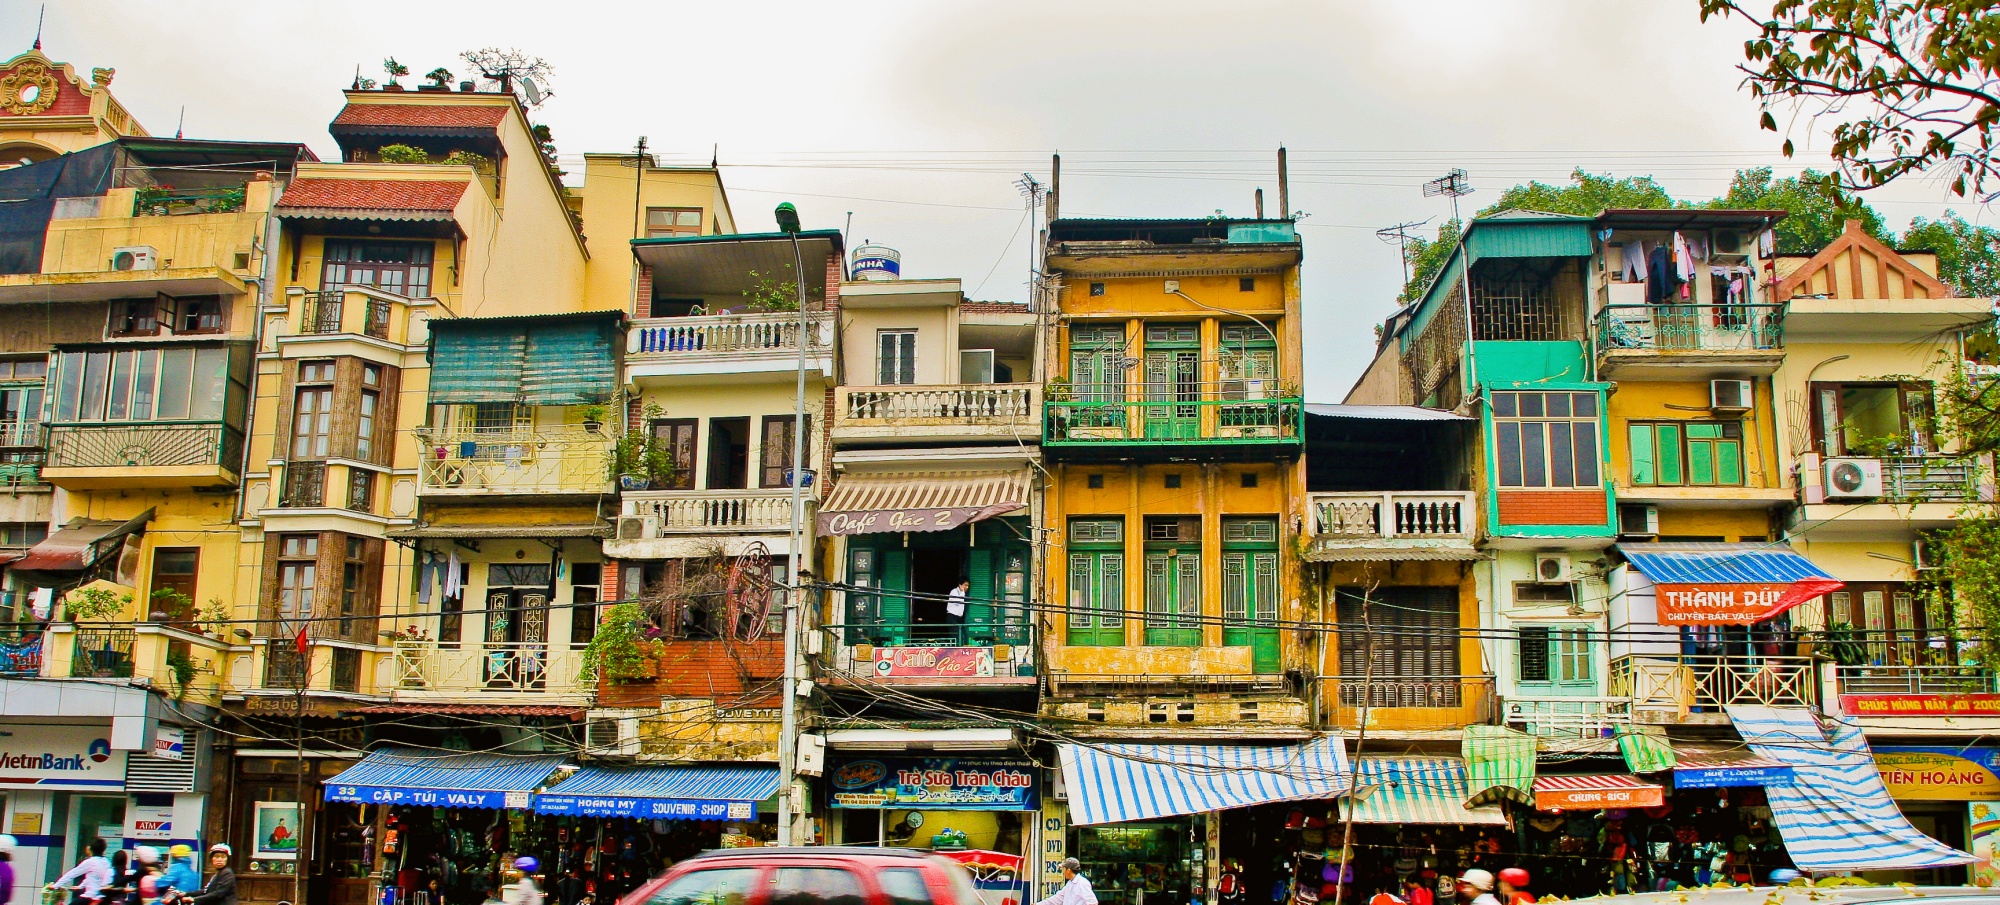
1619 542 1834 585
1058 739 1350 827
1728 705 1974 870
534 765 776 820
323 747 568 809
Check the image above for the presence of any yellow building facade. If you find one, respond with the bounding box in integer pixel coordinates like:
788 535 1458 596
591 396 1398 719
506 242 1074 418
0 48 145 167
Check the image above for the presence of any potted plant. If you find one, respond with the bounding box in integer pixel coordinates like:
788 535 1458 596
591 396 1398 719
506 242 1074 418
148 588 195 624
578 404 608 435
423 67 454 91
609 404 679 489
165 650 197 699
194 598 230 638
62 586 132 623
582 603 656 684
377 144 430 164
382 58 409 90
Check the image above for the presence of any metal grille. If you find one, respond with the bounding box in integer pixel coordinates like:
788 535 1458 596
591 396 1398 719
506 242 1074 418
125 748 197 792
46 424 236 469
1470 276 1568 341
1405 291 1467 408
280 461 325 507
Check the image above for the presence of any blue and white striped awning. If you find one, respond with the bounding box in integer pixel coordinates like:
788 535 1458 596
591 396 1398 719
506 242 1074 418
534 765 776 820
1727 705 1974 871
1059 739 1350 826
1619 542 1835 585
1341 757 1506 825
324 747 568 809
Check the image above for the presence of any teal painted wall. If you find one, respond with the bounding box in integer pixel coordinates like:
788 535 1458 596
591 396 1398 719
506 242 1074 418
1474 341 1592 386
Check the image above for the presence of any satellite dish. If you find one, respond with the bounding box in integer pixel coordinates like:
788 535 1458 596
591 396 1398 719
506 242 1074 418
520 77 543 106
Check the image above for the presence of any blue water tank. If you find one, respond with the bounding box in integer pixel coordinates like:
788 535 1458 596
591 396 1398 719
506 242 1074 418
851 243 901 281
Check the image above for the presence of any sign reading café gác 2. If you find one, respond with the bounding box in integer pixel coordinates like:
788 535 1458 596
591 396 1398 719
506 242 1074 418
819 507 1002 536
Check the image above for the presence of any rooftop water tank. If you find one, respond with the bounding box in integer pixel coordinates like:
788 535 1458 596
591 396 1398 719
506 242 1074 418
851 243 901 281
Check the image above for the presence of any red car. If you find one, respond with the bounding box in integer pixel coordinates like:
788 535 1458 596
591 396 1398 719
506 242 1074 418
620 847 984 905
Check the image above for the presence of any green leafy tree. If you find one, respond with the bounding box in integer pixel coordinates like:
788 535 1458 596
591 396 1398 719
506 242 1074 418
1705 167 1892 253
1398 219 1460 304
1903 212 2000 298
1698 0 2000 199
1480 169 1678 217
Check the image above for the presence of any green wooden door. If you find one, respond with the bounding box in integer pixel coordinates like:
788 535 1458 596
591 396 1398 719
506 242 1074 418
966 548 994 645
1144 324 1200 440
878 549 910 645
1144 550 1201 646
1222 518 1281 673
1066 518 1125 646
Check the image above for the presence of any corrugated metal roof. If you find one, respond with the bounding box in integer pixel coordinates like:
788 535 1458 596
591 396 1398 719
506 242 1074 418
1305 404 1471 422
13 510 153 572
1059 740 1351 826
1617 542 1834 584
1341 757 1507 825
540 765 778 802
323 747 568 809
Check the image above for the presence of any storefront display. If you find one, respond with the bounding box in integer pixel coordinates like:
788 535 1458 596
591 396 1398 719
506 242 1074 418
1075 820 1202 905
830 755 1035 904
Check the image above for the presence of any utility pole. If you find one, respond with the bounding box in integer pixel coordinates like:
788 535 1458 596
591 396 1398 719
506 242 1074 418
1015 173 1046 309
774 202 809 847
1423 169 1477 402
1375 219 1431 288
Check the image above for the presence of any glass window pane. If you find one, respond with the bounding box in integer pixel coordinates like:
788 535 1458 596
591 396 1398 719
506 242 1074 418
1521 422 1547 487
157 348 193 419
771 868 865 905
1718 439 1742 485
131 350 156 421
1657 424 1683 485
1546 393 1571 417
106 350 132 420
1572 393 1597 417
191 348 228 420
1630 424 1656 485
646 869 760 905
1490 392 1516 417
53 351 80 421
79 351 109 421
1548 421 1575 487
1519 393 1545 418
1496 421 1522 486
676 211 701 227
1573 423 1599 487
879 869 935 905
1689 437 1716 485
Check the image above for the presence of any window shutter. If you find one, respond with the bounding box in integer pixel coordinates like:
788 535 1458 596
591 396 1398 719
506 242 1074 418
1067 553 1092 629
1144 553 1170 628
1629 424 1655 485
1175 554 1199 625
1519 626 1551 682
966 549 994 632
1222 553 1247 623
1252 552 1278 623
878 550 909 638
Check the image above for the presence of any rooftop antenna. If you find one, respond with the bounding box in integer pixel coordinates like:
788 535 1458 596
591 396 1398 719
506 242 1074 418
711 143 718 169
1375 218 1432 287
174 105 184 140
1423 168 1474 225
1015 172 1047 309
519 76 543 106
31 4 43 50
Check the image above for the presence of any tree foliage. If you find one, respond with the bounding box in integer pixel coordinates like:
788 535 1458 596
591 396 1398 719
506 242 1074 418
1698 0 2000 199
1704 167 1892 253
1904 211 2000 298
1398 219 1460 304
1481 169 1677 217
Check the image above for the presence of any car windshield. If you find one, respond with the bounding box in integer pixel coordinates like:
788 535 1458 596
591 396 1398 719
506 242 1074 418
647 868 759 905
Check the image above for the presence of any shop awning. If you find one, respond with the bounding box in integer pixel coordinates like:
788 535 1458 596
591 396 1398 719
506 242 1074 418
534 765 775 820
1616 727 1676 774
1462 725 1535 807
1341 757 1506 825
1532 774 1665 810
1727 704 1974 870
1058 739 1351 826
13 510 153 573
817 470 1030 536
1671 744 1795 789
1618 542 1843 624
323 747 567 809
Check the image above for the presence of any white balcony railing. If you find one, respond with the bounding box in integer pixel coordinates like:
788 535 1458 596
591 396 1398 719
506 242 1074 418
1502 695 1633 739
1835 664 2000 696
623 488 797 535
1310 491 1474 538
838 384 1038 423
0 421 39 448
391 640 586 697
414 428 613 495
627 312 831 359
1611 655 1817 716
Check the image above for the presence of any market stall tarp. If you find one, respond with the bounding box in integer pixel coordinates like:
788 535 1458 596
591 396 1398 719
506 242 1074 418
1727 704 1975 870
533 764 774 820
1616 727 1676 774
1463 725 1535 806
1672 744 1796 789
323 747 568 809
1058 739 1350 826
1533 774 1665 809
1619 542 1842 624
1341 757 1506 825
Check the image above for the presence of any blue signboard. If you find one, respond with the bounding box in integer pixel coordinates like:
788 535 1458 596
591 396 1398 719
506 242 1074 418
325 784 523 809
829 757 1039 811
533 795 758 820
1674 764 1795 789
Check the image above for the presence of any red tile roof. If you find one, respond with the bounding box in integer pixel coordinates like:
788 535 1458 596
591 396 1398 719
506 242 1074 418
276 178 468 213
353 704 585 718
332 103 507 129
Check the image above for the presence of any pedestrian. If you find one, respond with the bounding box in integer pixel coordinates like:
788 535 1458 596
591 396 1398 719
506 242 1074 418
162 845 233 905
946 578 970 635
1035 858 1097 905
1401 876 1432 905
1496 870 1532 905
50 838 113 905
505 858 544 905
156 848 198 900
0 835 16 905
1455 871 1499 905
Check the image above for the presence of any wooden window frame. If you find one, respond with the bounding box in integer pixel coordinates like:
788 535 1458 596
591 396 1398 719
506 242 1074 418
645 207 703 239
877 330 917 386
1809 381 1936 456
1628 420 1744 487
322 239 435 300
759 414 812 489
650 418 698 491
1491 390 1602 489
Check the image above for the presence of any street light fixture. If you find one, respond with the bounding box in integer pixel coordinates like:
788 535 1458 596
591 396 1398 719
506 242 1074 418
776 201 808 846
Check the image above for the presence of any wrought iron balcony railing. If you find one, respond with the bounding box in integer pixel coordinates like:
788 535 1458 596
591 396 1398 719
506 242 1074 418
45 422 242 471
1595 303 1786 353
414 428 613 496
1044 392 1304 446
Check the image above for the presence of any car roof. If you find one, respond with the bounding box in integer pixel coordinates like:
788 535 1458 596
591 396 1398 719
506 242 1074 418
684 846 940 862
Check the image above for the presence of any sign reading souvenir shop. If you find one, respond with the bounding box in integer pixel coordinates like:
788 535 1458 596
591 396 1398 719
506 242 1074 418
534 794 757 820
830 757 1039 810
1874 747 2000 801
871 646 997 679
1841 693 2000 717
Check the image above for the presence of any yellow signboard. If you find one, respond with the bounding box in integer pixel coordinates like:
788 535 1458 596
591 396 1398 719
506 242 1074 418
1875 748 2000 801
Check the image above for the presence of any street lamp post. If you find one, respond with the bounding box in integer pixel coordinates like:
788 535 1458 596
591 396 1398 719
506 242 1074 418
775 201 808 846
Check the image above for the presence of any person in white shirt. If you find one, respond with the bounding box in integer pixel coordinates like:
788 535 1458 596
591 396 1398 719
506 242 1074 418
51 838 113 904
946 579 970 635
1037 859 1096 905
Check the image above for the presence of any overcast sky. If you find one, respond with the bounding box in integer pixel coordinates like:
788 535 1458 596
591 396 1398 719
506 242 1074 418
20 0 1993 399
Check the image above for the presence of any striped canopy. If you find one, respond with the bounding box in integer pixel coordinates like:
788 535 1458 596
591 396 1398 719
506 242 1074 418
1059 739 1351 826
1341 757 1506 825
1462 725 1535 806
1727 705 1974 871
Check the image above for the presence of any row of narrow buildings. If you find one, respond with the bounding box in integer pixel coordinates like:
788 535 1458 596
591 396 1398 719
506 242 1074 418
0 43 1993 905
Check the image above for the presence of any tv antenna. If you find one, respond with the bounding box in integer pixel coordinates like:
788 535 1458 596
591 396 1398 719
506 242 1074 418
1423 168 1473 224
1375 218 1432 287
1016 172 1047 309
460 47 554 107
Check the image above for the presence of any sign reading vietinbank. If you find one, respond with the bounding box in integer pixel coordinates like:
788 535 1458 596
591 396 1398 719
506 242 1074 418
0 725 127 789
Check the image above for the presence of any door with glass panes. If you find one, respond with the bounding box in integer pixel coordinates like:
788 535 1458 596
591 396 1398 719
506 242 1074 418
1144 517 1201 646
1068 325 1127 433
1143 324 1200 440
484 564 550 689
1221 518 1281 673
1066 519 1125 646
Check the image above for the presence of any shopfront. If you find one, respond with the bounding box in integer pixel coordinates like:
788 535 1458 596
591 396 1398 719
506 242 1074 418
827 754 1036 904
1871 745 1996 885
533 762 780 902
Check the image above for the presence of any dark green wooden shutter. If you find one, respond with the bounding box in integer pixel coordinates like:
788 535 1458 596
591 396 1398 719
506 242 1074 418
429 322 525 403
879 550 909 644
522 317 619 405
966 549 994 643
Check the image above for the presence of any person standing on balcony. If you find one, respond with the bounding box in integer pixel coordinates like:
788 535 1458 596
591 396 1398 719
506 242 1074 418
946 578 970 638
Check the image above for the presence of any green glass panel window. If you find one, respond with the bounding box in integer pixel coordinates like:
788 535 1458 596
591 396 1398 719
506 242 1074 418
1629 422 1742 487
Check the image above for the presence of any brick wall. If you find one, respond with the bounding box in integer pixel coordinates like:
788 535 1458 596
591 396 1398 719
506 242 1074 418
823 255 842 310
1496 489 1608 526
634 265 653 318
595 638 785 708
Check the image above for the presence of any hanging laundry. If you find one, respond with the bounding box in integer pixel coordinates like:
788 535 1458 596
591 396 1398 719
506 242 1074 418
445 550 463 599
1758 230 1776 255
28 587 51 620
1685 233 1710 262
1673 233 1697 282
1620 241 1648 283
1647 244 1682 304
418 551 435 605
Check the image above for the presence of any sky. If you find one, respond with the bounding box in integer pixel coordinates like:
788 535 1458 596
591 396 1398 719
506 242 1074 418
16 0 1994 400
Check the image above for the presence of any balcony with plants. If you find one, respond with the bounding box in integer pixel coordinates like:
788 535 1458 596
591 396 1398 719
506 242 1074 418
36 582 234 705
415 417 613 498
281 284 440 346
1043 381 1304 454
41 344 250 489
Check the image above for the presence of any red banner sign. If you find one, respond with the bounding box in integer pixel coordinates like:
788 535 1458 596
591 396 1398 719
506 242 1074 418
1654 578 1843 624
1534 784 1663 810
872 646 996 679
1841 694 2000 717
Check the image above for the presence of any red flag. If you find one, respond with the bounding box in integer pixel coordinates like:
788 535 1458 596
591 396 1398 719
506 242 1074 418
294 625 310 655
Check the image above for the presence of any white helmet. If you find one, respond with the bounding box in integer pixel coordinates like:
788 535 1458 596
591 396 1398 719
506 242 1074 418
0 835 15 849
134 846 161 865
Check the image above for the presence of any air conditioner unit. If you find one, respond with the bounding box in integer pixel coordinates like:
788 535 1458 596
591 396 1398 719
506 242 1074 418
1535 554 1574 583
614 515 658 541
585 715 640 757
1710 379 1752 412
111 246 158 272
1617 504 1659 539
1823 457 1885 500
1713 229 1747 255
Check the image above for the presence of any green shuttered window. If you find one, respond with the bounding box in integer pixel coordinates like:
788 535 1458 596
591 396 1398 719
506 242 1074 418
1628 421 1742 486
429 314 620 405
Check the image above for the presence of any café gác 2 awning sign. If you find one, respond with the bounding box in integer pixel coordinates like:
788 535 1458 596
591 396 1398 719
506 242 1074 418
829 757 1038 811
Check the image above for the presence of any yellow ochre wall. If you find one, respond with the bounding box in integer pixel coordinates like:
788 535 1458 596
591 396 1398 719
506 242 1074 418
1319 560 1486 731
576 156 735 313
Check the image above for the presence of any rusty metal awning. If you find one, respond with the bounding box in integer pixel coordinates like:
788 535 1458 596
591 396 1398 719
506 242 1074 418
12 509 153 573
817 469 1030 536
353 704 585 719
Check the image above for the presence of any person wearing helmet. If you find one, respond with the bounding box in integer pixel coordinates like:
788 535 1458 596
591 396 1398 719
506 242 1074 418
1495 870 1532 905
1455 870 1499 905
162 846 232 905
504 857 544 905
156 848 198 900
